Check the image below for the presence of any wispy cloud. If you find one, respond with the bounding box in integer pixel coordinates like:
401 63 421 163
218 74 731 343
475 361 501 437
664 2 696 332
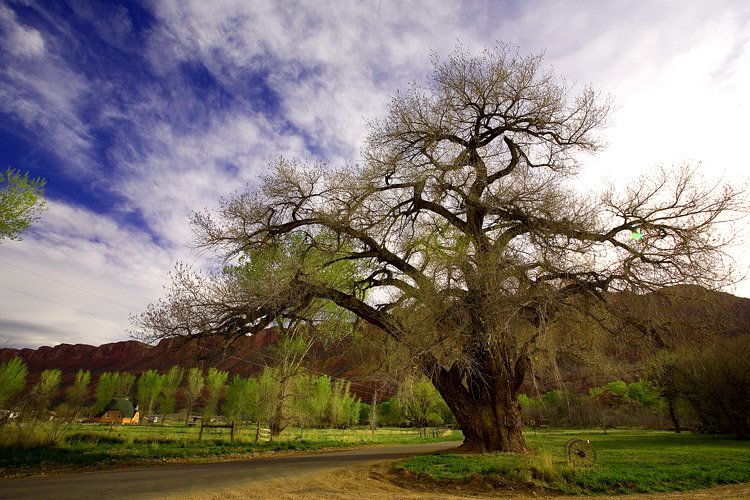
1 0 749 348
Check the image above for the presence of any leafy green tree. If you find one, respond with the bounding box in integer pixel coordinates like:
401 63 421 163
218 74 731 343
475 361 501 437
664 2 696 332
159 365 184 414
116 372 136 399
183 367 204 424
222 375 258 421
137 370 163 417
66 369 91 418
30 368 62 414
327 379 361 428
342 389 362 428
0 167 46 241
397 377 446 432
204 367 228 417
359 402 372 427
138 44 746 453
94 372 119 415
376 399 406 427
627 379 662 409
0 357 27 410
294 375 331 428
257 367 282 433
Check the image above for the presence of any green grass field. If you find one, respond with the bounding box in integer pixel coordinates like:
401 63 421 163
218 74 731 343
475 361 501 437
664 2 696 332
394 429 750 494
0 423 461 477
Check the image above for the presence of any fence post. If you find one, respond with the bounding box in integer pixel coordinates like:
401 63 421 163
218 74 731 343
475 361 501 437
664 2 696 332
199 420 204 441
230 421 235 442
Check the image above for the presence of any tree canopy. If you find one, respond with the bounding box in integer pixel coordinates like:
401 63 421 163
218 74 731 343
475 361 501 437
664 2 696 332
0 167 46 241
136 44 747 452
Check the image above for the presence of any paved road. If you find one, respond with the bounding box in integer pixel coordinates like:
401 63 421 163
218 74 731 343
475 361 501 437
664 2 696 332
0 441 460 500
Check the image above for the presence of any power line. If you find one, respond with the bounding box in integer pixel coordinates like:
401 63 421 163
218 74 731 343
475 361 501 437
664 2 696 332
0 284 126 324
0 259 140 312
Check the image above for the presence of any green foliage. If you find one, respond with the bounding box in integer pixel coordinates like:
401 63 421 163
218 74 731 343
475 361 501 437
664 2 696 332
257 367 282 425
222 375 258 421
376 400 406 427
293 374 331 427
94 372 134 414
627 379 662 409
330 379 361 428
541 389 564 405
358 402 372 425
94 372 118 415
30 369 62 413
204 367 228 417
136 370 164 416
518 394 533 408
0 167 46 241
116 373 136 399
605 381 628 396
0 357 27 408
183 367 204 419
66 369 91 409
159 366 184 414
397 377 450 429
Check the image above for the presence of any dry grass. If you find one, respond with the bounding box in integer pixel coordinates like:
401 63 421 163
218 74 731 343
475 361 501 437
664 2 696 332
169 461 750 500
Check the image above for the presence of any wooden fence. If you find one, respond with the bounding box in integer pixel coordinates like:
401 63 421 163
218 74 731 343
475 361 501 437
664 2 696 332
256 423 271 443
198 420 235 441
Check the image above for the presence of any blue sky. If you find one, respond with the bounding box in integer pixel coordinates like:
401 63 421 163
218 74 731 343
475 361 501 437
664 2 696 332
1 0 749 348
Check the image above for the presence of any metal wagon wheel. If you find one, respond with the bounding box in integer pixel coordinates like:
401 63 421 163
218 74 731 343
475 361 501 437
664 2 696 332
567 439 596 467
564 438 581 457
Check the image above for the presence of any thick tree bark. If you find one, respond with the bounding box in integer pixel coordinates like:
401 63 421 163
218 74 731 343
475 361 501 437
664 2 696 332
431 364 527 453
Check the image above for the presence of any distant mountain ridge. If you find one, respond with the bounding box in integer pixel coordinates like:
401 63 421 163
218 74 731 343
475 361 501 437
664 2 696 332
0 328 382 400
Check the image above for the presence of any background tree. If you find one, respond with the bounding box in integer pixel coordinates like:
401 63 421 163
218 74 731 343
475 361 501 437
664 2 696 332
222 375 258 422
159 365 184 414
296 374 332 428
257 368 282 435
655 336 750 438
30 369 62 415
66 369 91 419
398 376 446 433
0 167 46 241
203 367 228 418
0 357 27 423
183 367 204 424
94 372 119 415
136 44 747 452
136 370 163 418
115 372 136 400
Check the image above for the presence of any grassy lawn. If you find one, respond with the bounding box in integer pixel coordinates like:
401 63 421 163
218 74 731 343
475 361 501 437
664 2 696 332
0 423 461 477
394 429 750 494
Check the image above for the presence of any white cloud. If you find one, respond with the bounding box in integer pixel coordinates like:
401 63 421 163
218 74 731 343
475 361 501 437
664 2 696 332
0 201 176 348
2 0 750 349
0 4 45 58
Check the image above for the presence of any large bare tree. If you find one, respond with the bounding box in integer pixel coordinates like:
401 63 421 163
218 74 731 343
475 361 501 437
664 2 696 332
135 45 746 452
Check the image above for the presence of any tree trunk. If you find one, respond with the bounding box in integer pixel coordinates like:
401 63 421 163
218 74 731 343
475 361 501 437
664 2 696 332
431 364 527 453
666 395 681 433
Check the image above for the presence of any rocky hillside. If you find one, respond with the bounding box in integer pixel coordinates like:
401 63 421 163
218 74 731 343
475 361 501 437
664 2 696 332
0 328 385 400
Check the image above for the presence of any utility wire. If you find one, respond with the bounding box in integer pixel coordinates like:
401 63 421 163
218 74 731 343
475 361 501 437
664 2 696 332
0 284 125 323
0 259 140 312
